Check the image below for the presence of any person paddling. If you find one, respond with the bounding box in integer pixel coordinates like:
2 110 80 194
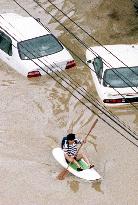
62 133 94 171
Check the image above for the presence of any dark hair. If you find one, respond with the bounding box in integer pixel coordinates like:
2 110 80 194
67 133 75 141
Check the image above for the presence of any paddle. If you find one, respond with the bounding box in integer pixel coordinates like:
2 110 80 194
57 118 98 180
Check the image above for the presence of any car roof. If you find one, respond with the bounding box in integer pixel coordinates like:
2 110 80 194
0 13 50 42
89 44 138 69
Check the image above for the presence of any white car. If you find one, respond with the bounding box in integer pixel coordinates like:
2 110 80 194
0 13 76 77
86 44 138 106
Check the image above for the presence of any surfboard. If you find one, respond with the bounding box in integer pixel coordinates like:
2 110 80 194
52 147 101 181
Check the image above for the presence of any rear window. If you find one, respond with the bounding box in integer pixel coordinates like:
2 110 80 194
103 66 138 88
17 34 63 60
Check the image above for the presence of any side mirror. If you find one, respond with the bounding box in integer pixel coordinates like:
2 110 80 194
87 60 92 63
36 18 40 22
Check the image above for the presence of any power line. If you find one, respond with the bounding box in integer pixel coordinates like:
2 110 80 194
11 0 138 111
8 1 138 137
47 1 137 89
2 1 138 147
1 10 138 140
47 0 138 79
2 17 136 143
30 0 138 110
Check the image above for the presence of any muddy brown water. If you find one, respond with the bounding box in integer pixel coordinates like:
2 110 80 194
0 0 138 205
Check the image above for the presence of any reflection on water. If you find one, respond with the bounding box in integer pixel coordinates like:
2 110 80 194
88 140 98 152
110 106 138 132
68 179 104 194
1 80 15 87
91 180 104 194
33 100 45 114
66 94 96 135
67 180 80 193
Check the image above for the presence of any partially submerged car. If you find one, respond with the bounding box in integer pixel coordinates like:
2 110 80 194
0 13 76 78
86 44 138 106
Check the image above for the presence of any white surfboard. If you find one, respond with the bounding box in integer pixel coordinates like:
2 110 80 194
52 147 101 181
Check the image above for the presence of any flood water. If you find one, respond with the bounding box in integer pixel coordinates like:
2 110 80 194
0 0 138 205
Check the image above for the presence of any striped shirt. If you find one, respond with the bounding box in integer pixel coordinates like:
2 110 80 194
63 138 82 156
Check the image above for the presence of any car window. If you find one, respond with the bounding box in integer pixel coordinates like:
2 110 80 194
103 66 138 88
93 56 103 80
17 34 63 60
0 31 12 56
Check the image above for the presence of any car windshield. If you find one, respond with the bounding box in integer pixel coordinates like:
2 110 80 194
103 66 138 88
17 34 63 60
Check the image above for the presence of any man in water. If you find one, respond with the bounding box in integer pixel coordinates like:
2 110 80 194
62 133 94 171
